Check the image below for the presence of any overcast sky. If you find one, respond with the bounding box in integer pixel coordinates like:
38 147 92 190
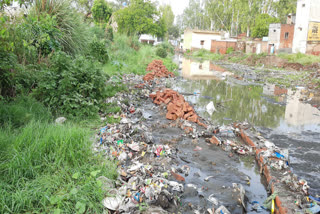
158 0 189 16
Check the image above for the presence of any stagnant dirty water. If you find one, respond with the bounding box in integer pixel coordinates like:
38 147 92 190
173 56 320 196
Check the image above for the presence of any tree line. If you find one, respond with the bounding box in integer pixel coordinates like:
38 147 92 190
177 0 297 38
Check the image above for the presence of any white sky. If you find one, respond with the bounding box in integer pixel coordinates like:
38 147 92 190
158 0 189 16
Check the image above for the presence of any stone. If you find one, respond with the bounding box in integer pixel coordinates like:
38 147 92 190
55 117 66 124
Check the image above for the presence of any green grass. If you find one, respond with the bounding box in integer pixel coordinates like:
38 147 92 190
104 34 178 76
188 49 224 61
0 121 117 214
278 53 320 65
0 96 52 128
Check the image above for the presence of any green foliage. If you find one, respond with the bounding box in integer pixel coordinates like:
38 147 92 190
88 36 109 63
226 47 234 54
30 0 90 55
0 121 117 213
0 96 52 128
278 53 320 65
168 25 180 39
106 25 114 41
33 52 108 118
0 51 19 97
115 0 166 37
159 41 174 54
92 0 113 24
191 49 224 61
251 14 279 38
156 47 168 58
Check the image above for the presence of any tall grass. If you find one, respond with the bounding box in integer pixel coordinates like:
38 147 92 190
30 0 90 55
0 121 117 213
278 53 320 65
104 34 178 76
0 96 52 128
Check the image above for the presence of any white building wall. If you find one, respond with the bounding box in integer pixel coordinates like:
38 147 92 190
268 23 281 50
292 0 311 53
191 33 222 51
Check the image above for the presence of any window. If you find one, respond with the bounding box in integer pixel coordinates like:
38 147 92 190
285 32 289 39
302 3 305 7
200 40 204 45
273 29 276 32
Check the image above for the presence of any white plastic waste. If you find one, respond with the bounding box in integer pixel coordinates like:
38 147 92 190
102 195 124 210
206 101 216 116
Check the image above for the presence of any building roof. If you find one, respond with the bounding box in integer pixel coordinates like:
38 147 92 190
184 29 222 35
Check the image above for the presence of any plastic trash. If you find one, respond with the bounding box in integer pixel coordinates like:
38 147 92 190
214 205 231 214
205 176 215 181
102 195 124 210
251 201 262 212
208 194 219 206
309 195 320 202
308 204 320 213
263 192 278 210
206 101 216 116
273 152 285 159
193 146 202 151
169 181 184 192
128 142 140 151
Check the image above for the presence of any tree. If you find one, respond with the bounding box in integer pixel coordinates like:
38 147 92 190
168 25 180 39
92 0 112 24
71 0 94 18
252 14 279 38
159 4 174 38
114 0 166 37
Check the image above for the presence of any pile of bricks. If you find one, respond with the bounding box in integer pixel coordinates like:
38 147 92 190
149 89 207 128
143 60 174 82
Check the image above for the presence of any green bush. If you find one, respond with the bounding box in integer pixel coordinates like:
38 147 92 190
88 36 109 63
156 47 167 58
160 41 174 54
33 52 108 117
0 96 52 128
226 47 234 54
0 121 117 214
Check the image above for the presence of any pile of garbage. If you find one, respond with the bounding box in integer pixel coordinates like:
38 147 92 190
149 88 207 128
143 60 175 82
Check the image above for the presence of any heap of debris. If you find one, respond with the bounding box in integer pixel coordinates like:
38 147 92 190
143 60 175 82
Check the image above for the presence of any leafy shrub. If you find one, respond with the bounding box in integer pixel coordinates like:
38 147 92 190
106 26 114 41
156 47 167 58
160 41 174 54
0 51 19 98
31 0 90 55
33 52 108 117
226 47 234 54
0 96 52 128
88 36 109 63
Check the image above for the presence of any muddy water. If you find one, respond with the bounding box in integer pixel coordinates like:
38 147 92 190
174 57 320 196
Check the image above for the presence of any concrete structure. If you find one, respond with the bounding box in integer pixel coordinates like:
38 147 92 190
292 0 320 55
246 40 268 54
182 29 222 51
268 23 295 53
211 39 237 54
139 34 157 45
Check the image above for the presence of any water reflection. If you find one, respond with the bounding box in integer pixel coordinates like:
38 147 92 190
285 89 320 126
176 57 320 194
182 59 233 80
177 58 320 130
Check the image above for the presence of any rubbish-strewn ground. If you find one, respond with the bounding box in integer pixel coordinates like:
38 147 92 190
95 59 320 213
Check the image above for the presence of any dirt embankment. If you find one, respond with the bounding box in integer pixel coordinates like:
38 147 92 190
239 54 320 71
